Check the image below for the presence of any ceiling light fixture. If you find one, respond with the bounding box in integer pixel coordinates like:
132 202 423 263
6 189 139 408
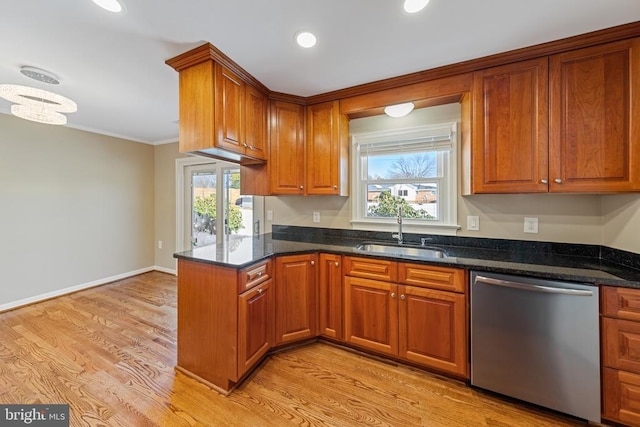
295 31 317 48
403 0 430 14
384 102 415 118
91 0 123 13
0 84 77 126
20 66 60 85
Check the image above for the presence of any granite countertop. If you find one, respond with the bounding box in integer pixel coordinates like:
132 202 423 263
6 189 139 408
173 227 640 289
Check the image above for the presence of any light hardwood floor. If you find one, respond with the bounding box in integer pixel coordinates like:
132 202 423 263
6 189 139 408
0 271 586 426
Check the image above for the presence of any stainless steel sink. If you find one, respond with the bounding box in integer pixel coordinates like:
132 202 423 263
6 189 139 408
355 242 447 259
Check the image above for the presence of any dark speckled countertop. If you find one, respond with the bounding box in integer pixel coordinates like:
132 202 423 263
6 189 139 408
173 225 640 288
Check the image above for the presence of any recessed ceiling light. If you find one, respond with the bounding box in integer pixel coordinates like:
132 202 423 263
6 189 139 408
384 102 415 118
295 31 317 48
91 0 123 13
403 0 430 14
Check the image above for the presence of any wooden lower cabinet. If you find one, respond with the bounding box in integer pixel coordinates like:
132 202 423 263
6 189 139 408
604 367 640 426
274 254 318 344
237 279 273 381
399 285 467 377
344 276 399 356
344 259 468 378
318 253 343 339
602 286 640 425
176 258 273 393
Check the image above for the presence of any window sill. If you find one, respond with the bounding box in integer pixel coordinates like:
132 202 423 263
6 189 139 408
350 220 461 236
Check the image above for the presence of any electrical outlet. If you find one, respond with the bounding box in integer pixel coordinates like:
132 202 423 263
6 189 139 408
467 216 479 231
158 240 163 249
313 212 320 223
524 217 539 233
267 210 273 221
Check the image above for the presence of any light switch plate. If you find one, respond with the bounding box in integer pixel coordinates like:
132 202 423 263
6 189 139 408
467 216 479 231
267 210 273 221
313 212 320 223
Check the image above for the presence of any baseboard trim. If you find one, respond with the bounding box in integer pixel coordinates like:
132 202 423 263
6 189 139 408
154 265 177 275
0 266 172 313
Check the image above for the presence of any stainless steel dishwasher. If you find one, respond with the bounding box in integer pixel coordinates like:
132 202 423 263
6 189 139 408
470 271 600 422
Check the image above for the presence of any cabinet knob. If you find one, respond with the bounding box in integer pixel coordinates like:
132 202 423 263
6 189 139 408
249 145 255 150
257 271 262 277
400 294 406 300
554 178 562 184
391 292 396 298
540 179 548 184
333 185 337 190
310 260 315 266
299 185 304 190
243 143 248 148
257 288 263 294
334 262 339 267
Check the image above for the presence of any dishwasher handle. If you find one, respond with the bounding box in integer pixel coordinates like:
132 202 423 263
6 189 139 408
474 275 593 296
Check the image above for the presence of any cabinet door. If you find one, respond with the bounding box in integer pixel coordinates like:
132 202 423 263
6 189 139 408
244 86 268 161
603 317 640 374
603 367 640 426
398 285 468 378
270 101 305 195
344 276 398 356
215 64 245 154
306 101 349 196
274 254 317 344
237 279 273 381
549 38 640 192
471 58 549 193
318 253 343 340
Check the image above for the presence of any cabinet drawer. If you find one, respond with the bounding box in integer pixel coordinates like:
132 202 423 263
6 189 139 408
603 286 640 321
603 317 640 374
238 260 271 293
603 367 640 426
398 263 466 293
344 256 397 281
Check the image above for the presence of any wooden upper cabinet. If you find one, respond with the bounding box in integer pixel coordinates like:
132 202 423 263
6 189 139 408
306 101 349 196
270 101 306 195
471 58 549 193
549 38 640 192
268 100 349 196
169 53 268 164
215 64 244 154
244 85 268 161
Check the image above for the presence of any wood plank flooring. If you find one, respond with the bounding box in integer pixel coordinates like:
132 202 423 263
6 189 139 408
0 271 587 426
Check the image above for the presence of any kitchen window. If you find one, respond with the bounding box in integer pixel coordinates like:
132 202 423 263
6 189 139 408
351 122 458 235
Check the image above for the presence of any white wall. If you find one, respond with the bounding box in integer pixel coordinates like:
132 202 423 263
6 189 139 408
0 114 155 309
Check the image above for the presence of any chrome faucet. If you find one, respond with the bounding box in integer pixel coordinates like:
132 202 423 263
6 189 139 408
392 205 403 244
